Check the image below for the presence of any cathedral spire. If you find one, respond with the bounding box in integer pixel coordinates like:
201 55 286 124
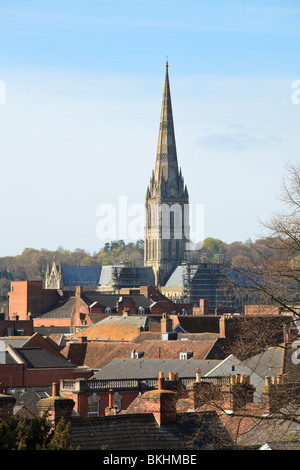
154 61 179 188
144 63 190 287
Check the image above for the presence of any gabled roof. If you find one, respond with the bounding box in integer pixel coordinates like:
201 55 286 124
0 337 30 349
81 292 152 310
35 296 75 318
62 336 222 370
10 347 77 369
243 346 285 378
8 386 53 417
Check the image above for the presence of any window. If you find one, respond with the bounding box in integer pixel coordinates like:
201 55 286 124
88 393 100 417
88 401 99 417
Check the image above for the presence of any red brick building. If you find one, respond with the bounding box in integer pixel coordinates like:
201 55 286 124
8 281 60 320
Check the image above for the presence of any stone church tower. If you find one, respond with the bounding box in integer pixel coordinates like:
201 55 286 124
144 63 189 287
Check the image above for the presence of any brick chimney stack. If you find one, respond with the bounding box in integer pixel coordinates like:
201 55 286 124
161 313 173 338
37 382 75 427
142 372 177 426
105 389 118 416
220 374 255 412
261 375 289 413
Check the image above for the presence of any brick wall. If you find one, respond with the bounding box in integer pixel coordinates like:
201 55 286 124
0 363 92 388
8 281 59 320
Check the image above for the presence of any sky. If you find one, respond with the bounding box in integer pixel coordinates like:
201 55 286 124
0 0 299 256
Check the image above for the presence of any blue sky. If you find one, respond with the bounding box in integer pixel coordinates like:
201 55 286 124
0 0 299 256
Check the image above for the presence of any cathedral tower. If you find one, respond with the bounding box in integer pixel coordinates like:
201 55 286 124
144 63 189 287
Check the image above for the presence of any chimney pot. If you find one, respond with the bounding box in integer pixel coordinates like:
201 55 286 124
52 382 59 397
108 389 114 408
158 371 165 390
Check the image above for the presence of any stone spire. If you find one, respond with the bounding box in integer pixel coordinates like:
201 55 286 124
144 63 190 287
148 61 188 200
154 61 179 187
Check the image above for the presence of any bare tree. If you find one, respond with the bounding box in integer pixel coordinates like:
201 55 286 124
228 163 300 317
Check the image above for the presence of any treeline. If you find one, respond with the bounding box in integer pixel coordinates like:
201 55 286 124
0 236 298 303
0 240 144 301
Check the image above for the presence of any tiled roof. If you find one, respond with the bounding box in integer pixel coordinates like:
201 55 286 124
61 335 225 369
70 413 185 450
236 404 300 448
68 315 161 342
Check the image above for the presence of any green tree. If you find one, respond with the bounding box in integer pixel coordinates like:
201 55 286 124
0 413 72 450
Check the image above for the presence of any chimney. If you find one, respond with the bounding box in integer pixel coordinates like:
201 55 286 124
219 315 235 339
105 389 118 416
199 299 209 315
78 336 87 344
220 374 255 412
142 373 177 426
37 382 75 427
75 286 82 298
186 369 220 410
158 371 165 390
0 383 16 421
161 313 173 338
261 375 289 413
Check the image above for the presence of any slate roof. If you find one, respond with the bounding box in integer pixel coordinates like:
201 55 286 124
34 327 72 337
8 386 53 417
59 265 155 288
0 337 30 349
243 346 285 378
35 296 75 318
62 266 102 287
164 265 184 287
12 347 77 369
92 358 222 380
70 411 234 450
81 292 153 311
70 413 185 450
